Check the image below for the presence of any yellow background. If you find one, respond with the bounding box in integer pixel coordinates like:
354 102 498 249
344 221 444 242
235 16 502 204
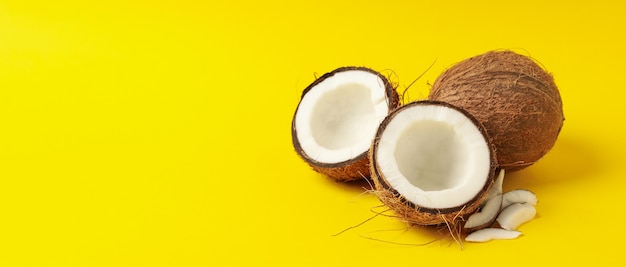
0 0 623 266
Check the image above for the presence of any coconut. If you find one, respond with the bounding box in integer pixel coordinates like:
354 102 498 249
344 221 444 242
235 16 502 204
370 100 498 226
292 67 399 181
463 169 504 232
465 228 522 242
496 202 536 231
429 50 564 171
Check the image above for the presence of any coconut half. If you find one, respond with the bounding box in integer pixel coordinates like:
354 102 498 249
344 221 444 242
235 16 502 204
370 101 498 225
292 67 399 181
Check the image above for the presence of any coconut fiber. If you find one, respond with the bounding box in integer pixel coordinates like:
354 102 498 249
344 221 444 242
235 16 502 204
429 50 564 171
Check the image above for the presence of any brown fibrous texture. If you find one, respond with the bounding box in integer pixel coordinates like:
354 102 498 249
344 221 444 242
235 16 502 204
429 50 564 171
371 186 486 227
310 156 371 182
369 140 495 227
292 66 400 182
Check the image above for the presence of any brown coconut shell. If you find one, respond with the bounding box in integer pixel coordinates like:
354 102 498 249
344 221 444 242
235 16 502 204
292 66 400 181
369 101 499 226
429 51 564 171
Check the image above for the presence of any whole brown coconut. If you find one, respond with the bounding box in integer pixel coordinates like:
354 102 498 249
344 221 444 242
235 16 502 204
429 51 564 171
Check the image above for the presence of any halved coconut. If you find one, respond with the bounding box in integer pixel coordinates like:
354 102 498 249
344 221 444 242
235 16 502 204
292 67 399 181
370 101 498 225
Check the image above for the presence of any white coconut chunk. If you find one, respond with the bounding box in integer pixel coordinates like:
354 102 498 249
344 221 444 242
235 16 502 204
375 104 492 209
497 203 536 231
294 70 390 164
465 228 522 242
487 169 504 199
464 169 504 229
464 195 502 229
502 189 538 209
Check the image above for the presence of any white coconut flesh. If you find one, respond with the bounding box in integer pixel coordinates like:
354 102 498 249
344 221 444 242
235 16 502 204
464 170 505 230
375 103 492 209
295 70 390 164
502 189 538 209
465 228 522 242
497 203 537 231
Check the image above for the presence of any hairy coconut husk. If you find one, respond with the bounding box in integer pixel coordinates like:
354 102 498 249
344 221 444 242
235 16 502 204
429 51 564 171
369 101 499 226
371 187 489 227
303 152 371 181
292 66 400 181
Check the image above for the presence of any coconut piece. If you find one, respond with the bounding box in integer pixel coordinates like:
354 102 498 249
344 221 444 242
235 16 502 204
465 228 522 242
463 196 502 232
502 189 538 209
497 203 536 230
486 169 505 199
370 100 498 225
464 169 504 231
292 67 399 181
429 50 564 171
